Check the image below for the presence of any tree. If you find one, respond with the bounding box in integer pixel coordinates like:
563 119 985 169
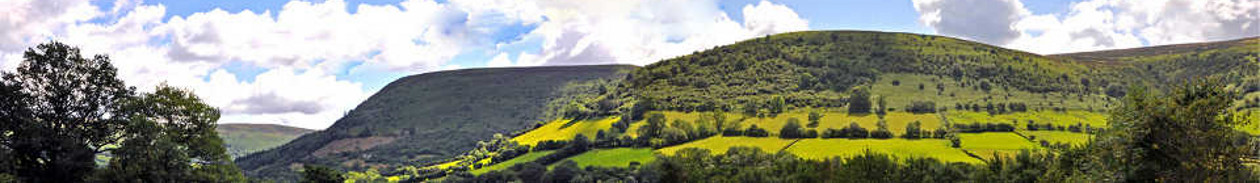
639 112 667 138
903 121 922 139
100 85 244 181
768 95 786 115
301 165 345 183
1090 81 1255 182
779 118 804 138
0 42 134 182
876 95 887 117
848 87 872 114
807 111 822 127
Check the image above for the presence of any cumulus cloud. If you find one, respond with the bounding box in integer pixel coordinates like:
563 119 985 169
914 0 1260 54
0 0 811 129
913 0 1027 45
490 0 810 67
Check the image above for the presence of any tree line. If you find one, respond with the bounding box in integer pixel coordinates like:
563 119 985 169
0 42 245 182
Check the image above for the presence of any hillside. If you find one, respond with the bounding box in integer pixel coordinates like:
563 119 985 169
234 65 636 180
216 124 315 158
394 31 1258 182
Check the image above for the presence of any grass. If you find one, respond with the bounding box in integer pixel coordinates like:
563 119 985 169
742 110 943 136
958 133 1042 161
1018 131 1092 146
785 138 983 164
513 117 620 146
872 73 1112 112
555 148 656 168
470 150 556 175
215 124 313 158
630 110 944 137
656 136 796 156
947 110 1108 129
1235 110 1260 135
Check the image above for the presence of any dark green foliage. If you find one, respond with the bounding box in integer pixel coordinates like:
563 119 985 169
902 121 922 139
849 87 872 114
235 65 633 180
1085 81 1255 182
96 85 245 182
807 111 822 127
905 101 937 113
0 41 134 182
744 125 769 137
952 123 1015 133
779 118 805 138
822 122 870 139
300 165 344 183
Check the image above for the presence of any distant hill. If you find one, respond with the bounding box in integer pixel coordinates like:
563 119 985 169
234 65 637 180
216 124 315 158
626 31 1257 112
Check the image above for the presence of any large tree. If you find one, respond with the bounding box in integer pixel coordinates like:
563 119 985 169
0 42 134 182
1090 80 1254 182
95 85 245 182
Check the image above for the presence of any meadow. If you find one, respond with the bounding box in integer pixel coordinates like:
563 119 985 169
512 117 620 146
1017 131 1092 146
469 150 556 175
555 148 655 168
957 133 1042 160
656 136 796 155
785 138 983 164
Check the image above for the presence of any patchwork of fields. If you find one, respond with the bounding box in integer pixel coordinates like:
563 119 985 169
451 109 1106 174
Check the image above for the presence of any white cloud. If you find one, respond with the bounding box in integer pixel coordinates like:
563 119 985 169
913 0 1028 45
0 0 812 129
914 0 1260 54
493 0 810 67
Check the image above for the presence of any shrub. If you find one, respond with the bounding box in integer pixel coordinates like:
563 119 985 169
780 118 805 138
744 125 769 137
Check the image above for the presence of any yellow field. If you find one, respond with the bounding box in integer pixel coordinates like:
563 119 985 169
948 110 1107 129
656 136 796 155
1018 131 1092 146
513 117 620 146
785 139 983 164
630 110 943 137
558 148 656 168
958 132 1042 161
469 150 555 175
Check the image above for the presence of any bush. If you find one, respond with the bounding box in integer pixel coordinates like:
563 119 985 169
807 111 822 127
780 118 805 138
744 125 769 137
905 101 936 113
844 122 869 138
804 129 819 138
902 121 922 139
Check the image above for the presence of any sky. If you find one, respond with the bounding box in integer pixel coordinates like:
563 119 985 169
1 0 1256 129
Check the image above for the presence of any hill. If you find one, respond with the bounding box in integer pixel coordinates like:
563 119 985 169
234 65 636 180
216 124 315 158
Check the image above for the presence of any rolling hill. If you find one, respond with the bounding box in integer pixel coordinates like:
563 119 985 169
239 31 1257 181
234 65 636 180
216 124 315 158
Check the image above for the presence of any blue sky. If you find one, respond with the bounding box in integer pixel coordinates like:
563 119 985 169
3 0 1255 129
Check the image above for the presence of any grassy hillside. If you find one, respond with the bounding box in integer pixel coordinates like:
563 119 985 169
235 65 636 180
216 124 314 158
327 31 1256 181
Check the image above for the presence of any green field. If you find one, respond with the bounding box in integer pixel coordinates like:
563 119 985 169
958 133 1042 160
742 110 943 136
1237 110 1260 135
630 110 943 137
656 136 796 155
513 117 620 146
470 150 556 175
556 148 656 168
785 139 982 164
948 110 1107 129
872 73 1112 112
1018 131 1092 146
